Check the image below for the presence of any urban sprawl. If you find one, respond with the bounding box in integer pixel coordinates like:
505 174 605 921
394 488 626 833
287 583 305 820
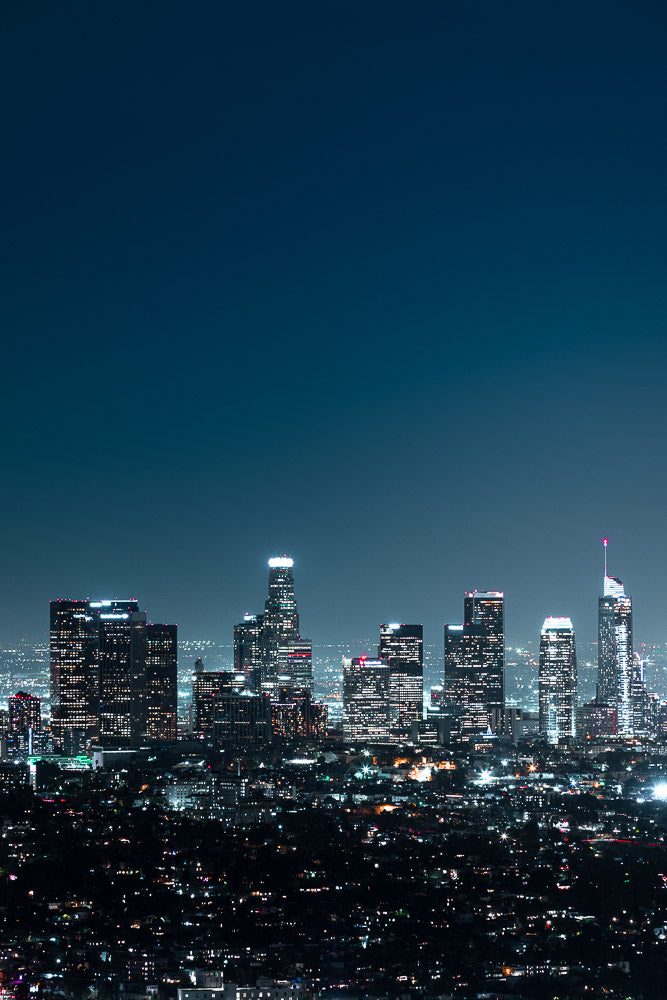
1 551 667 1000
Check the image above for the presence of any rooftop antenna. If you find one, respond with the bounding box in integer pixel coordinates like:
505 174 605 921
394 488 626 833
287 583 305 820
602 537 609 578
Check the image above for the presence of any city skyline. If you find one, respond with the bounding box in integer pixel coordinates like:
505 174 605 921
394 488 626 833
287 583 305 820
12 538 655 655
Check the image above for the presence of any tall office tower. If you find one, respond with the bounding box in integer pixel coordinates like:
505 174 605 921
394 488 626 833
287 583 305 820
146 623 178 741
576 701 616 738
193 669 235 737
97 600 148 746
8 692 41 733
463 591 505 731
444 623 492 738
278 638 314 695
233 613 264 689
378 623 423 732
597 541 634 734
270 687 328 744
50 600 100 745
538 617 577 743
343 656 391 744
264 556 299 643
260 556 312 693
213 692 271 750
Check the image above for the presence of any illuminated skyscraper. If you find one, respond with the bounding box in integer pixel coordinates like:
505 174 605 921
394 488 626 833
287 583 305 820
597 541 634 735
51 597 173 748
279 638 314 696
50 599 100 745
8 692 41 734
464 590 504 731
193 669 235 737
538 616 577 742
444 623 491 737
263 556 299 646
379 623 423 732
97 600 147 746
146 623 178 741
443 590 505 737
233 613 264 689
343 657 391 743
252 556 312 694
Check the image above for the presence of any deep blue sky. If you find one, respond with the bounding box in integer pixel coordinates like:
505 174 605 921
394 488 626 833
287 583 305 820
2 1 667 653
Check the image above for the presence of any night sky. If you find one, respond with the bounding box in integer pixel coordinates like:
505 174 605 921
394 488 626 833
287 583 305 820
3 1 667 653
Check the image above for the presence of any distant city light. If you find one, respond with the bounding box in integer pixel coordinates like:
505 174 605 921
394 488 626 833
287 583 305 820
653 782 667 801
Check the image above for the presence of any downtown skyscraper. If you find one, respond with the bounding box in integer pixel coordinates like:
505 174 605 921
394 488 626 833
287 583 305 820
464 591 504 731
597 542 639 735
50 598 177 748
343 656 391 744
50 600 101 745
378 623 423 734
234 557 313 695
538 616 577 742
443 590 505 737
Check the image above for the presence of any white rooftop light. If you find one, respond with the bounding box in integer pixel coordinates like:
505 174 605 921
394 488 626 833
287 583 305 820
542 616 574 631
604 575 625 598
268 556 293 568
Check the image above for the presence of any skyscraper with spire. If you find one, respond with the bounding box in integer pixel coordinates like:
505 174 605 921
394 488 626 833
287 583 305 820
597 539 634 735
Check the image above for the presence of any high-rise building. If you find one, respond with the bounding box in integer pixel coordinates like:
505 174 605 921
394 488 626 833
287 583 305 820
193 669 236 737
378 624 423 733
278 638 314 696
271 687 328 744
443 623 491 738
213 693 271 750
575 701 616 738
146 623 178 741
343 657 391 744
8 692 41 734
50 600 100 744
538 616 577 743
597 542 634 735
97 601 147 747
463 591 505 731
238 557 313 694
263 556 300 644
51 597 173 749
233 613 264 689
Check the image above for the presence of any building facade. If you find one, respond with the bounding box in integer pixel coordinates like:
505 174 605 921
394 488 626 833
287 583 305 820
50 600 100 744
597 570 634 735
538 616 577 743
193 670 236 738
379 623 423 733
444 623 492 738
146 623 178 741
343 657 391 744
236 557 313 696
8 691 41 733
97 601 148 747
233 613 264 690
463 590 505 732
50 598 175 749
